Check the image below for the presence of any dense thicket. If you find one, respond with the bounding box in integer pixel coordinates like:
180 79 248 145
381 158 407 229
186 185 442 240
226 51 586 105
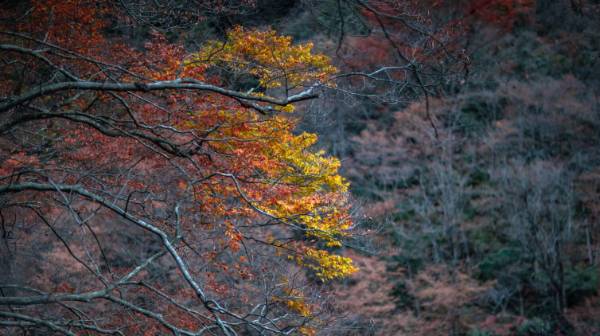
322 1 600 335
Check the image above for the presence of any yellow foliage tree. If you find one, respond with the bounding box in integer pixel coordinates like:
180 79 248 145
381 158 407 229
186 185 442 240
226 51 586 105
187 26 337 91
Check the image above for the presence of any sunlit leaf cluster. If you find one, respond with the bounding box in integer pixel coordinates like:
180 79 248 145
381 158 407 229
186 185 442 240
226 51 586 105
187 26 337 90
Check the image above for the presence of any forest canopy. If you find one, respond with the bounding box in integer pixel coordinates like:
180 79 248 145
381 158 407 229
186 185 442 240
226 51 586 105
1 0 600 335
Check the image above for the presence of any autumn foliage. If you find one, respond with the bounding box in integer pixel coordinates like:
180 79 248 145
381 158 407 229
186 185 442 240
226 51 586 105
3 0 600 335
0 1 356 335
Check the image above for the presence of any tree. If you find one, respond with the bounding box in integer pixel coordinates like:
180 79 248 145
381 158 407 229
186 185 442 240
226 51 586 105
0 1 356 335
